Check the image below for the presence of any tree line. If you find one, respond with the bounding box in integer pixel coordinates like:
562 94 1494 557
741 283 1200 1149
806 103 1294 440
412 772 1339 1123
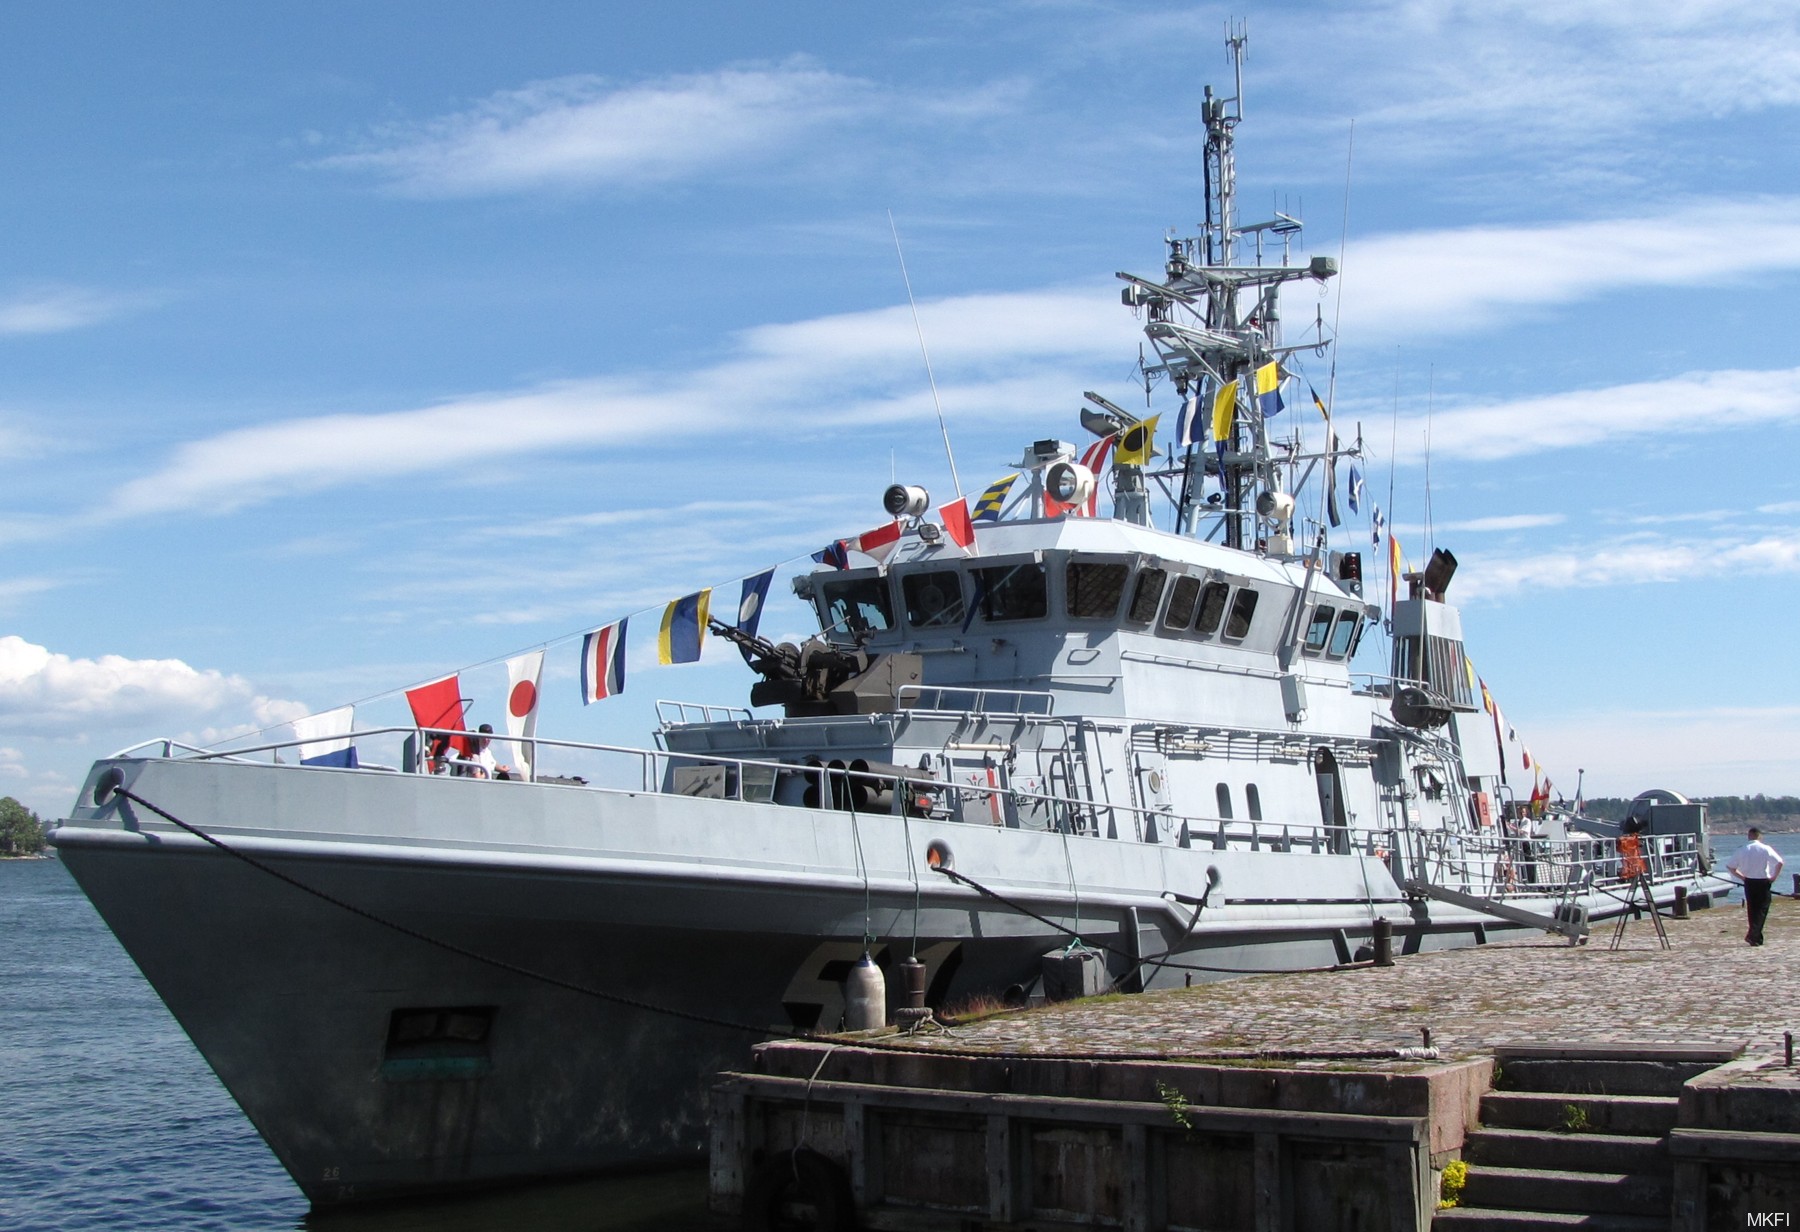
1580 795 1800 822
0 797 46 856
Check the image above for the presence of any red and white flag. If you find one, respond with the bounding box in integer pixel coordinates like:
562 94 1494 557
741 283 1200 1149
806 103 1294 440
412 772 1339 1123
504 650 544 780
939 498 975 552
1080 435 1115 516
854 520 903 564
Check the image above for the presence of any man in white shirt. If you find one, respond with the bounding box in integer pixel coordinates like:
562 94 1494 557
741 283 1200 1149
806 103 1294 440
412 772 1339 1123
1725 828 1785 947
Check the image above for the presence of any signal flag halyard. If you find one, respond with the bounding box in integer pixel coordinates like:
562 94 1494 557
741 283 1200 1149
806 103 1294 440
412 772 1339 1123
1176 390 1203 448
1114 416 1158 466
1211 380 1239 442
503 650 544 776
939 498 976 550
405 674 469 755
971 474 1017 524
735 571 774 662
581 619 627 703
1254 362 1284 417
658 591 710 665
853 521 903 565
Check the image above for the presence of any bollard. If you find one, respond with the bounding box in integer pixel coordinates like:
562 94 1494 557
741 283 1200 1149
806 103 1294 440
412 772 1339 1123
1786 1032 1794 1068
1792 873 1799 899
1421 1026 1432 1050
1372 917 1395 967
1673 885 1690 919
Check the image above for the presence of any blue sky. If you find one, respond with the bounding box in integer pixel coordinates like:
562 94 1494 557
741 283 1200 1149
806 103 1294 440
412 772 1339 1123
2 0 1798 814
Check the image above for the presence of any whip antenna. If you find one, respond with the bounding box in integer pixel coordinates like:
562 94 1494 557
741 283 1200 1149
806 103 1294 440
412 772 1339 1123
888 210 965 502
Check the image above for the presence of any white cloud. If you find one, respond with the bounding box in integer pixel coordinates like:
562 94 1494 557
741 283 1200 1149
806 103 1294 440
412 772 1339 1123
1758 500 1800 515
1379 366 1800 464
0 635 307 736
1456 527 1800 601
0 284 145 335
1342 199 1800 343
99 285 1130 520
317 62 1009 197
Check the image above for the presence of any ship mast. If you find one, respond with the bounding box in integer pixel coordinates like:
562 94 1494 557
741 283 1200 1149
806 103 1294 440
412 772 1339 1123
1119 25 1343 555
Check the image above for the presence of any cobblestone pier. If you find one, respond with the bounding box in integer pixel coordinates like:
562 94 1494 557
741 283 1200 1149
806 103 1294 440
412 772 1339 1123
907 894 1800 1062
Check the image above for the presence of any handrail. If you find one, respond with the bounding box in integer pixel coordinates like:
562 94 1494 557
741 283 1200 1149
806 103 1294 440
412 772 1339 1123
103 724 1705 890
898 685 1056 716
655 700 755 728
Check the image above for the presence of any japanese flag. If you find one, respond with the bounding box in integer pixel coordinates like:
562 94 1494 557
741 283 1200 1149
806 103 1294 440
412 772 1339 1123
504 650 544 780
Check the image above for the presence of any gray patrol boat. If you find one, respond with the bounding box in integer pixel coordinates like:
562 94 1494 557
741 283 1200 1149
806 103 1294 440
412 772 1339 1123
52 36 1711 1207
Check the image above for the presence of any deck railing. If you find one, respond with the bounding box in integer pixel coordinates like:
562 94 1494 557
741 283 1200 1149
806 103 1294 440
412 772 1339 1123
109 726 1704 895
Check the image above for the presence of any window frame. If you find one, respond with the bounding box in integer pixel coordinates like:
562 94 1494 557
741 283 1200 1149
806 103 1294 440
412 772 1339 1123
1222 586 1260 641
898 567 967 630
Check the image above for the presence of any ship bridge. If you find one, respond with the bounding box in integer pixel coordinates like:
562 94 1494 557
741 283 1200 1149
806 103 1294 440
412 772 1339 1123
793 516 1376 733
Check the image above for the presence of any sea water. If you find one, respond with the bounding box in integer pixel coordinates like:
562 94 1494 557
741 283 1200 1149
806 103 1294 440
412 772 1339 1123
0 858 713 1231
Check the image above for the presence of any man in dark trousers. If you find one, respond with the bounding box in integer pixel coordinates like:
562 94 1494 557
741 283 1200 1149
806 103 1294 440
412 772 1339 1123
1725 828 1785 946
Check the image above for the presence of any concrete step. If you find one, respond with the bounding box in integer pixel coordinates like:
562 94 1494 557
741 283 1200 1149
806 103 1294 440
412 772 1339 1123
1479 1091 1679 1136
1460 1166 1671 1217
1434 1208 1668 1231
1494 1056 1716 1097
1464 1127 1665 1173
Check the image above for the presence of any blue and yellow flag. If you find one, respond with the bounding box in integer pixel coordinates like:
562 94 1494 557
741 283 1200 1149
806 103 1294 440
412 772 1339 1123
1254 362 1284 417
970 474 1018 524
1211 380 1238 443
658 589 711 665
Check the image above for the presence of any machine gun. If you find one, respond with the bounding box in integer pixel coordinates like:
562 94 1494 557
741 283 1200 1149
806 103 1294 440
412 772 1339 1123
707 620 920 717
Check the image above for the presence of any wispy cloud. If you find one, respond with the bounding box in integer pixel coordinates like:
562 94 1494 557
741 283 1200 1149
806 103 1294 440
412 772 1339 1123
1378 366 1800 464
0 635 306 736
0 575 67 610
99 285 1130 520
318 61 1015 197
1306 0 1800 170
0 284 149 336
1398 513 1566 534
1342 199 1800 342
1456 527 1800 601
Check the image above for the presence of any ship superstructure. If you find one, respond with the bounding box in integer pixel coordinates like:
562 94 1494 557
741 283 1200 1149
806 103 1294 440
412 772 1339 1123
50 33 1711 1206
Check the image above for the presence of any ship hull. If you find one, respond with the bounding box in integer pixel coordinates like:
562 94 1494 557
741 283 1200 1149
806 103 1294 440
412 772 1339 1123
53 756 1702 1205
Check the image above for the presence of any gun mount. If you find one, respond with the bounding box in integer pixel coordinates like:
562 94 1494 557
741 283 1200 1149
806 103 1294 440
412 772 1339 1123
708 620 922 718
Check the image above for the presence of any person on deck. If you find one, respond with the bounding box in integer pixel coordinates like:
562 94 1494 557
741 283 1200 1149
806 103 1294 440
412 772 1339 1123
1725 827 1785 947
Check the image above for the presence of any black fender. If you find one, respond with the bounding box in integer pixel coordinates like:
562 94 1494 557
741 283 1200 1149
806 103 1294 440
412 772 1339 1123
741 1146 856 1232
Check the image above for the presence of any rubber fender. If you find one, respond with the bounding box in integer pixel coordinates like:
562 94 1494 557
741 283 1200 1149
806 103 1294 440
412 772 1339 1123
741 1146 856 1232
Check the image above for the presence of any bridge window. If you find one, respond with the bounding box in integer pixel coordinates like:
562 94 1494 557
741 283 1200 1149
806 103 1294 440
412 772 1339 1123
901 570 965 628
819 575 893 634
1163 575 1202 631
1215 783 1234 820
1327 610 1360 658
1246 783 1263 821
1194 581 1230 636
1126 567 1167 624
975 561 1048 622
1304 605 1335 654
1223 588 1260 640
1066 561 1128 620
